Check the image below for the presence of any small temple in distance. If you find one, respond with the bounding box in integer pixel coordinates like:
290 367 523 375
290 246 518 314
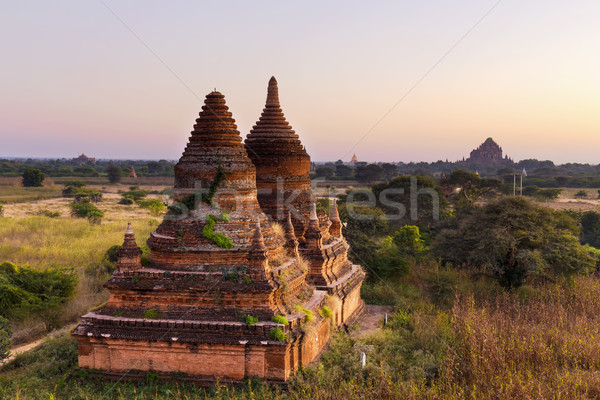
71 78 365 384
465 137 511 163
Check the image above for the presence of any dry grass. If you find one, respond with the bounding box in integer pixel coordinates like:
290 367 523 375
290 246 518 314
443 277 600 399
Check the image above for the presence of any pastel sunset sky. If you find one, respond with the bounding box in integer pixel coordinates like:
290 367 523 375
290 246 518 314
1 1 599 163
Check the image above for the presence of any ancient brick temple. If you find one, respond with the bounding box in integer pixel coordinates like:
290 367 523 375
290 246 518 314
72 78 365 383
466 137 510 163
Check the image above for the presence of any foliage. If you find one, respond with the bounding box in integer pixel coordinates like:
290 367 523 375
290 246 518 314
0 204 3 217
295 305 314 323
0 315 11 361
392 225 425 258
372 176 447 228
446 169 502 202
138 199 166 216
535 188 562 200
575 189 588 198
244 315 258 326
271 315 289 325
319 306 333 318
269 327 287 342
35 209 61 218
0 262 78 330
69 202 104 224
143 309 160 319
203 213 234 249
581 211 600 248
315 166 335 178
21 168 45 187
106 164 122 183
201 165 227 207
433 197 596 288
355 164 384 183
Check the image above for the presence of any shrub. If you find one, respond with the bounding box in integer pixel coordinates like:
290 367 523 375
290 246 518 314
0 315 11 361
271 315 290 325
138 199 166 216
22 168 45 187
244 315 258 326
575 190 588 199
203 213 233 249
144 309 160 319
69 202 103 224
118 196 134 205
0 204 3 217
36 209 60 218
269 327 287 342
319 306 333 318
295 305 314 322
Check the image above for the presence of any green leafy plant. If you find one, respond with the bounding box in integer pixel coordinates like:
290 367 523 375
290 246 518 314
201 164 227 207
271 315 290 326
143 309 160 319
203 213 233 249
138 199 166 216
244 315 258 326
0 315 12 361
295 305 314 323
269 327 287 342
319 306 333 318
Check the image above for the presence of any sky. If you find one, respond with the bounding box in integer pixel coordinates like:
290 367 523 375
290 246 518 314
1 1 599 164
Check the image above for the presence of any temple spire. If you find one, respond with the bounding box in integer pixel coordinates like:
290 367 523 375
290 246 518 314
329 200 342 238
117 222 142 271
266 76 280 107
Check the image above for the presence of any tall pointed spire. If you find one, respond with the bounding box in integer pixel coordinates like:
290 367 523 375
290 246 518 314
244 77 313 232
266 76 280 107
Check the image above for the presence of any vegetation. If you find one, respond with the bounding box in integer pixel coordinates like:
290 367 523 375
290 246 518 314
269 327 287 342
143 309 161 319
137 199 166 216
106 164 122 184
21 169 45 188
203 213 234 249
271 315 289 325
244 315 258 326
0 262 78 331
0 315 11 361
69 202 104 225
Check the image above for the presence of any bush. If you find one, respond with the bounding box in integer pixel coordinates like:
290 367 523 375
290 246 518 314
244 315 258 326
0 315 11 361
575 190 588 199
295 305 314 322
319 306 333 318
22 168 45 187
0 204 3 217
69 202 103 224
271 315 290 325
143 309 160 319
269 328 287 342
0 263 78 328
138 199 166 216
36 209 61 218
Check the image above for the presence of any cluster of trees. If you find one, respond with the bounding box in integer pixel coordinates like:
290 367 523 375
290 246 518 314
0 159 175 179
64 181 104 224
337 172 600 290
0 262 78 360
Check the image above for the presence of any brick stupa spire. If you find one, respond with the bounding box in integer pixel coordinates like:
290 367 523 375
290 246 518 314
245 77 320 238
72 84 365 385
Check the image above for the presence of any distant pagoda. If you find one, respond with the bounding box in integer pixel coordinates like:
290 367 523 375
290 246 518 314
72 83 365 384
466 137 510 163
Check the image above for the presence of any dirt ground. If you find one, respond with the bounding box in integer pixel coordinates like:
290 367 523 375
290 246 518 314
351 305 393 339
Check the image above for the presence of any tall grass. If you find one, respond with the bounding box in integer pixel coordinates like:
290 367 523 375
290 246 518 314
0 217 158 342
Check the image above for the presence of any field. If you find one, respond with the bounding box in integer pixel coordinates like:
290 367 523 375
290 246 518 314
2 183 600 399
0 183 167 344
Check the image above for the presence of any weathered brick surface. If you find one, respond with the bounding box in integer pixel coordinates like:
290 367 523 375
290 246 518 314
72 83 365 383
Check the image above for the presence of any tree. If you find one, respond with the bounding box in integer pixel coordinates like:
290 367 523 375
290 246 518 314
315 166 334 179
21 168 45 187
381 163 399 180
392 225 425 258
355 164 384 183
433 197 596 288
581 211 600 248
335 164 353 178
107 165 122 184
